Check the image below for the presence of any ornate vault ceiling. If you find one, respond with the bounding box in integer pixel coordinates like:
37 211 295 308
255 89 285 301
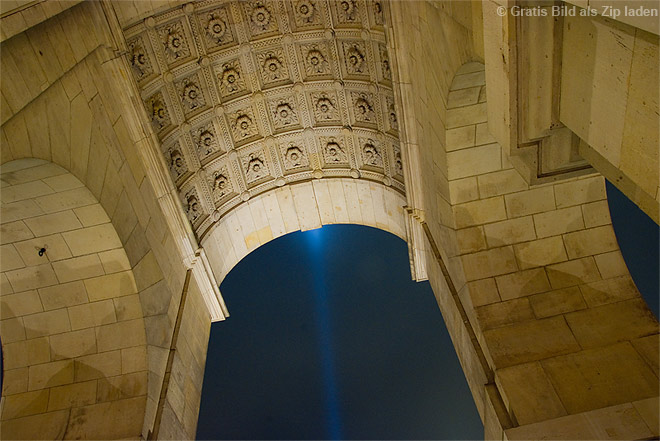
122 0 403 238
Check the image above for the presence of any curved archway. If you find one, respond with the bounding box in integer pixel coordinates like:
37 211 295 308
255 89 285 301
1 159 147 439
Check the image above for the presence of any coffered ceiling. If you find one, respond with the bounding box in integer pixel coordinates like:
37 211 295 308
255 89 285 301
121 0 403 238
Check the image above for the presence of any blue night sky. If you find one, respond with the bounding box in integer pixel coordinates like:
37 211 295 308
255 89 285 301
196 181 658 440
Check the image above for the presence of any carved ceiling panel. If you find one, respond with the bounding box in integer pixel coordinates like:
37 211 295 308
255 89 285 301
122 0 403 239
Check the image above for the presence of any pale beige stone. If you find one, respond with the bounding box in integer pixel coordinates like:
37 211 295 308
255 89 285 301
496 362 567 425
23 209 82 236
97 371 148 402
542 342 658 414
98 248 131 274
113 294 143 321
73 203 111 227
483 316 581 368
61 223 122 256
447 143 501 180
594 250 629 278
546 257 601 288
28 359 74 391
121 345 148 374
49 328 97 360
582 200 611 228
2 366 28 396
5 262 59 293
34 186 97 213
0 199 44 224
563 225 618 259
51 253 104 283
476 297 535 330
632 397 659 437
514 236 568 269
446 125 476 151
68 299 117 330
65 396 146 440
74 350 122 381
0 316 26 343
1 243 25 271
484 216 536 247
0 289 42 319
505 187 555 218
579 275 639 307
554 176 606 208
454 196 507 228
13 233 73 266
1 220 34 244
447 86 481 108
23 308 70 338
95 318 146 352
533 206 585 238
564 298 658 349
47 379 97 411
461 246 518 281
477 169 528 199
38 280 88 310
451 70 486 90
83 270 137 302
1 389 49 419
0 410 70 441
133 251 163 291
475 122 496 145
1 272 13 295
448 177 479 204
446 102 488 128
529 286 587 318
456 226 487 253
467 278 500 307
1 180 54 203
495 268 551 300
631 334 659 378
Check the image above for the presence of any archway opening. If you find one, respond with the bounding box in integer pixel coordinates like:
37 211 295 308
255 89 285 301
196 224 482 440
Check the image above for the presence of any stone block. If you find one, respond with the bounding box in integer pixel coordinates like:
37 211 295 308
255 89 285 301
1 389 49 419
564 298 658 349
23 308 71 338
68 299 117 330
476 297 535 330
496 362 567 425
61 223 122 256
138 278 171 317
504 186 555 218
43 173 84 193
64 396 146 440
514 236 568 269
451 70 486 90
1 316 26 343
47 379 97 411
447 86 481 109
49 328 97 360
447 143 502 179
461 246 518 281
34 186 97 213
546 257 601 289
579 275 638 307
475 122 496 145
449 177 479 204
52 253 105 283
446 125 476 151
113 294 143 321
593 250 629 278
484 216 536 247
633 397 659 437
1 180 54 203
454 196 507 228
96 371 148 402
495 268 551 301
0 289 42 319
446 102 488 128
73 203 110 227
542 342 658 414
456 226 487 253
533 206 585 238
631 334 659 377
563 225 618 259
23 209 82 237
529 286 587 318
2 366 28 396
477 169 528 199
5 262 59 292
74 350 122 382
98 248 131 274
1 244 25 271
1 199 44 224
581 200 611 228
133 251 163 291
28 359 74 391
95 318 146 352
467 278 501 307
483 316 581 368
83 270 137 302
121 345 148 374
38 280 88 310
554 176 606 208
0 220 34 244
13 233 73 266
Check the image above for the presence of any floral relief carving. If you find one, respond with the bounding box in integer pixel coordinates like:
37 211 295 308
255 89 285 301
343 42 367 75
230 109 259 141
127 36 153 80
177 75 206 114
147 93 171 131
202 7 234 47
244 1 278 35
270 99 299 129
257 49 289 84
193 123 219 159
311 92 341 124
371 0 385 26
243 151 269 183
281 143 309 170
393 143 403 176
361 138 383 168
321 137 348 165
386 96 398 131
184 188 203 223
336 0 359 23
379 44 391 81
351 92 376 124
293 0 320 27
216 60 247 97
158 21 191 63
302 44 330 76
166 143 188 179
210 167 233 201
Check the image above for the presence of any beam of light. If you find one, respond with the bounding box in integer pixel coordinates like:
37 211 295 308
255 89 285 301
305 227 344 440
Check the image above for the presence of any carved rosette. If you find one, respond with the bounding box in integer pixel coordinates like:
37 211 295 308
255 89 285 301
146 92 172 132
183 187 203 224
200 7 235 48
269 98 299 130
342 41 368 76
242 150 270 184
127 36 153 81
209 166 233 202
360 138 383 168
293 0 320 27
166 142 188 180
177 75 206 115
351 92 376 126
193 123 220 160
370 0 385 26
244 1 278 37
301 43 331 78
215 59 247 98
257 48 290 86
386 96 398 132
320 136 348 166
379 44 391 82
280 142 309 171
310 92 341 125
230 108 260 143
157 21 191 64
393 143 403 177
334 0 359 24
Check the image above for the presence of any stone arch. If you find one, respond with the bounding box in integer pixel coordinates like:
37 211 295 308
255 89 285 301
1 159 147 439
202 178 407 284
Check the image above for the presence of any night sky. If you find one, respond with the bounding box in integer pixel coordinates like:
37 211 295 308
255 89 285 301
195 181 659 440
